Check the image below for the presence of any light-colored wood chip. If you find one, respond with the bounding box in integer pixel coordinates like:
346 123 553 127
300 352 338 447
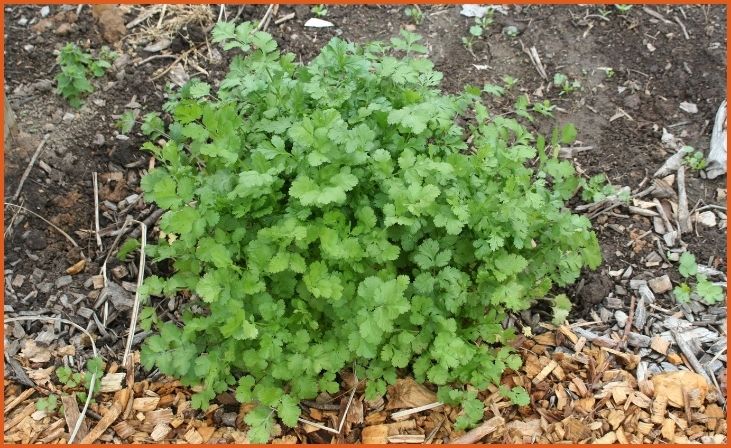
100 373 126 393
150 422 172 441
132 397 160 412
650 336 671 355
532 360 558 384
183 428 204 444
61 394 89 441
80 402 123 444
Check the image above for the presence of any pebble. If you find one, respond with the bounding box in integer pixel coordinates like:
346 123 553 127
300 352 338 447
23 44 34 52
55 275 73 289
37 282 52 294
23 229 47 250
11 275 26 289
43 123 55 132
18 16 28 26
62 112 75 122
695 210 717 227
40 6 50 17
93 133 105 146
629 279 647 290
615 310 628 328
648 275 672 294
627 332 651 348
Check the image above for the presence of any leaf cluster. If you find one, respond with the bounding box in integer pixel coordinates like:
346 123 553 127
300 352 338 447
673 252 724 304
55 43 116 108
137 22 601 441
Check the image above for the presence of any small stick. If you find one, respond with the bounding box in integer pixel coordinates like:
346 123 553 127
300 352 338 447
11 134 49 203
622 294 637 346
676 166 692 233
449 416 504 444
425 416 445 444
256 4 275 31
674 15 690 39
156 4 167 28
3 387 36 415
217 4 225 22
391 402 444 420
121 219 148 369
642 6 674 25
92 172 103 252
274 12 295 25
4 203 79 247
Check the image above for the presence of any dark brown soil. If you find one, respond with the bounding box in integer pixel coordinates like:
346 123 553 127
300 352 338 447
3 4 727 436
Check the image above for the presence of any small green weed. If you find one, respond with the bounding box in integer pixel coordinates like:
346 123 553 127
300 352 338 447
56 43 116 109
462 10 493 54
580 174 629 203
404 5 424 25
311 4 328 17
553 73 581 96
683 148 708 171
673 252 724 304
615 5 633 13
35 394 59 413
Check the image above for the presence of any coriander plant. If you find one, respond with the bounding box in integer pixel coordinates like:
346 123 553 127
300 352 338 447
138 22 601 441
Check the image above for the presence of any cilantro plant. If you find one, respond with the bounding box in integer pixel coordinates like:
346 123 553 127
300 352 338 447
673 252 724 304
56 43 116 108
52 357 104 407
36 394 59 413
138 22 601 441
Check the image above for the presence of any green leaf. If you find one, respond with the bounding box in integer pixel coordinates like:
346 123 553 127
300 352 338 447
499 385 530 406
116 238 140 260
678 252 697 278
116 110 136 134
277 395 301 427
696 275 724 304
244 406 273 443
560 123 577 144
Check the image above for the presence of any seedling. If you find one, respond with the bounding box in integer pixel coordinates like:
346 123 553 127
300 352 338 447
673 252 724 304
597 7 612 18
599 67 615 79
553 72 581 95
615 5 633 13
311 4 327 17
532 99 556 117
581 174 629 203
502 75 518 89
55 43 116 108
684 149 708 171
55 357 105 406
35 394 59 413
462 10 493 54
404 5 423 25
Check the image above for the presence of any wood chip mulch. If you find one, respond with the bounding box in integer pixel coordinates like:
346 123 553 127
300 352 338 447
4 323 727 444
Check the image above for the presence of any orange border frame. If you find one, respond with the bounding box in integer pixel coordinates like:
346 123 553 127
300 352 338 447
0 1 728 446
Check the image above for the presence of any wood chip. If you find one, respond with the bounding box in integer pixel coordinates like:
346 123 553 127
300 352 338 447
150 422 172 441
132 397 160 412
80 402 123 444
532 360 558 384
183 428 203 444
61 394 89 441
